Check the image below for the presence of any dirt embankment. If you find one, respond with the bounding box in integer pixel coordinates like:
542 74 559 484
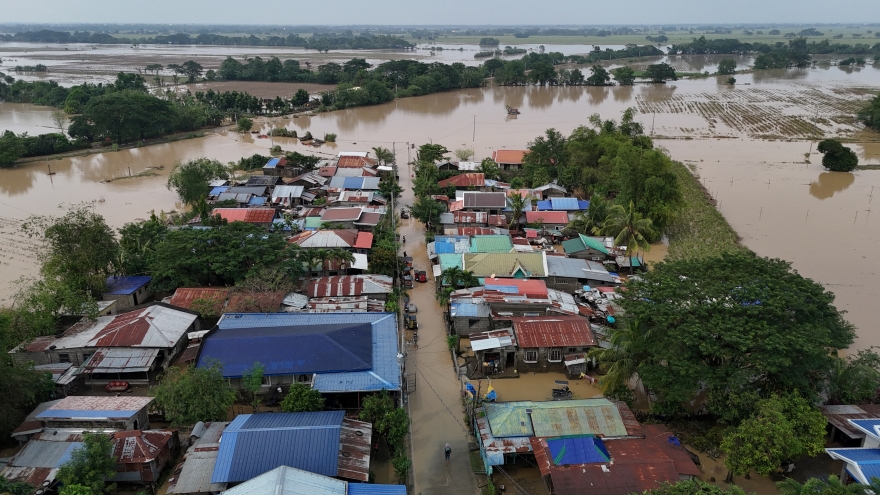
181 81 337 98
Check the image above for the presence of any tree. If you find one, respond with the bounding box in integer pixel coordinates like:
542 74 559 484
0 477 39 495
411 195 445 227
67 90 176 143
379 177 403 203
56 432 116 494
416 143 449 163
644 63 677 83
372 146 395 166
280 382 325 412
717 58 737 75
826 349 880 405
611 66 636 86
0 131 26 168
777 475 875 495
51 109 67 134
0 349 54 439
59 485 95 495
478 157 501 180
440 267 479 288
589 317 653 396
237 117 254 133
242 362 265 411
22 204 119 297
453 148 474 161
230 266 298 312
722 393 825 478
858 93 880 131
614 252 854 420
181 60 204 83
367 246 397 278
292 88 310 106
166 157 230 208
595 201 654 267
117 213 168 276
483 58 504 77
507 192 529 230
817 139 858 172
152 362 236 425
586 65 611 86
642 480 750 495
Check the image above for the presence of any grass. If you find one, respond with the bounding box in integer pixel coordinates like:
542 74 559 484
856 164 880 170
665 160 748 261
469 449 486 473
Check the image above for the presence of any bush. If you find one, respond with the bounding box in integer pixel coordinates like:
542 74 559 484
391 454 411 483
727 77 736 85
236 117 253 133
817 139 858 172
302 131 313 141
324 133 337 142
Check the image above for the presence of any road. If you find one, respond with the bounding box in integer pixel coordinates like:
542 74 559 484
397 161 479 495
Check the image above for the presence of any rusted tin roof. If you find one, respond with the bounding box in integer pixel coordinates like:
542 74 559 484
337 156 377 168
212 208 276 224
168 287 228 312
50 305 196 350
463 192 507 208
491 149 529 165
306 275 393 298
819 404 880 440
338 418 372 482
38 396 153 420
83 348 159 374
178 341 202 364
112 430 176 464
641 424 701 477
321 207 364 222
453 211 488 224
511 315 597 348
475 415 533 467
438 173 485 188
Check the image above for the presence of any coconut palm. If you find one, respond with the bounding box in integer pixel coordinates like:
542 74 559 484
507 192 530 231
588 317 653 396
327 249 355 271
436 286 455 309
372 146 395 166
567 195 610 237
440 267 479 288
777 475 873 495
595 201 653 272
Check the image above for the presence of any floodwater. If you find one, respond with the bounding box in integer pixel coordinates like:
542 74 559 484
0 102 64 135
2 60 880 349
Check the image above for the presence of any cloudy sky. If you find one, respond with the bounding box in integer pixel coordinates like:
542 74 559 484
2 0 880 25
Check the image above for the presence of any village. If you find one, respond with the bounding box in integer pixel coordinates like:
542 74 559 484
0 139 875 495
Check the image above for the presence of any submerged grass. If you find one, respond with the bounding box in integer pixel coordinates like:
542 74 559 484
665 160 747 261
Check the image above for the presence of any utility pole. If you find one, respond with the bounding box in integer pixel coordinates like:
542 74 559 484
472 115 476 160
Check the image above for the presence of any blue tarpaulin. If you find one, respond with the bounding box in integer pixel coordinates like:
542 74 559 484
546 436 610 466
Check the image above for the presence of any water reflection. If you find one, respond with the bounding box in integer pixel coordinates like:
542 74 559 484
809 172 855 199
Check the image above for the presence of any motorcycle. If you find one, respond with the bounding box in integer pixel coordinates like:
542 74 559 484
551 380 573 400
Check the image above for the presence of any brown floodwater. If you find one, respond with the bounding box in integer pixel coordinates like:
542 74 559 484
0 102 65 135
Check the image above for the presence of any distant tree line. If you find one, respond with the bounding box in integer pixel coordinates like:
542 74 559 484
0 30 414 51
669 35 880 60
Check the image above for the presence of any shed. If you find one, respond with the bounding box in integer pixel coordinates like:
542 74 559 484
34 395 154 430
510 315 596 372
562 234 610 260
103 275 152 310
468 328 517 378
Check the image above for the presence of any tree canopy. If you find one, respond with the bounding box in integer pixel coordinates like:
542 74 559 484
612 251 854 420
644 63 678 83
280 383 325 412
167 158 230 207
56 432 117 494
817 139 858 172
642 479 750 495
858 93 880 132
152 362 236 426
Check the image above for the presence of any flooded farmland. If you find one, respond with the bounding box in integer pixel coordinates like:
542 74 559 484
2 49 880 351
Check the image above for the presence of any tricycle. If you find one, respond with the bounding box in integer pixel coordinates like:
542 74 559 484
105 381 130 393
552 380 572 400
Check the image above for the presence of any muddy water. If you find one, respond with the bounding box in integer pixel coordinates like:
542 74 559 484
0 132 269 303
0 102 63 135
662 139 880 350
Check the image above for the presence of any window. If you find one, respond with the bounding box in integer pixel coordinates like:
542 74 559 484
261 376 272 387
523 312 541 317
567 347 579 353
549 349 563 362
524 349 538 363
81 353 92 363
58 353 70 363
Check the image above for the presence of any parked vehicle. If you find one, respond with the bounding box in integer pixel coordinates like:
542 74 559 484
400 208 410 219
105 381 130 393
551 380 573 400
405 314 418 330
415 270 427 283
403 276 414 288
407 303 418 313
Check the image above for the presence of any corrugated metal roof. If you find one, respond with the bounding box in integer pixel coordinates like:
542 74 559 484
245 175 280 187
450 302 490 318
353 212 382 227
289 230 359 248
353 232 373 249
820 405 880 440
305 216 323 229
112 430 174 463
338 418 372 481
546 436 611 465
475 415 533 467
248 197 267 206
213 208 276 224
307 275 392 298
469 329 516 351
484 279 549 298
264 157 281 169
434 236 471 255
439 212 455 224
484 399 633 438
33 363 78 386
549 197 580 210
525 211 569 224
438 254 464 272
463 192 506 208
491 149 529 165
37 396 153 421
212 411 345 483
470 235 513 253
203 313 400 392
222 465 346 495
83 347 159 374
6 439 81 468
463 252 547 278
105 276 151 295
272 185 305 205
226 186 268 196
52 305 196 350
209 186 229 196
348 484 408 495
512 315 596 348
168 287 228 312
438 173 485 188
453 211 488 224
641 424 702 477
322 207 364 222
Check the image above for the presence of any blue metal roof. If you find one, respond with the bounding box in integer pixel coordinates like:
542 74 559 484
830 448 880 463
343 177 364 189
550 197 579 210
851 420 880 438
206 313 400 392
546 436 610 465
264 158 281 169
248 196 267 205
348 484 407 495
104 276 151 295
578 200 591 210
212 411 345 483
536 200 552 211
450 302 483 317
58 442 82 466
198 322 374 378
209 186 229 196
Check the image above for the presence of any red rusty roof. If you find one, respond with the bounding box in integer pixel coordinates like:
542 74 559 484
93 310 152 347
484 278 549 299
487 215 508 227
307 276 364 297
321 207 363 222
23 335 56 352
491 149 529 165
178 341 202 364
438 173 485 188
168 288 228 312
338 418 372 482
212 208 276 224
112 430 176 464
453 227 498 236
641 424 702 477
510 315 597 348
319 166 337 177
353 232 374 249
819 404 880 440
525 211 569 224
337 156 377 168
453 211 487 224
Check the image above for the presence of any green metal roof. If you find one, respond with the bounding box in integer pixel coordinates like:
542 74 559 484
305 216 323 229
580 235 609 255
483 399 627 438
562 234 609 255
462 252 546 278
438 254 464 272
470 235 513 253
561 238 585 255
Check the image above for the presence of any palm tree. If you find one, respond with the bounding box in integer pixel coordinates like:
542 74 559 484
595 201 653 272
507 193 530 231
777 475 872 495
436 286 454 309
328 249 355 272
440 267 479 289
372 147 395 166
588 317 652 396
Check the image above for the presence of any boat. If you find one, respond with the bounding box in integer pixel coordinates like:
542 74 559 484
506 105 520 115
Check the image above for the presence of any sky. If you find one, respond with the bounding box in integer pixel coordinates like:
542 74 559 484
2 0 880 26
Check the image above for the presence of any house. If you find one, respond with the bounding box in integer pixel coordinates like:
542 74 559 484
335 191 385 207
545 256 620 292
29 396 153 430
826 418 880 484
328 176 381 191
436 160 462 171
245 175 283 188
167 287 229 316
195 313 400 403
536 197 590 212
530 423 701 495
524 211 569 235
289 229 362 251
11 304 198 384
224 185 270 197
468 328 517 378
470 235 514 254
459 191 507 214
333 166 378 178
209 411 372 484
428 235 471 261
491 149 529 170
211 208 277 227
288 171 329 189
820 404 880 445
167 422 228 495
320 207 366 228
103 275 152 310
111 429 179 484
505 315 596 373
33 363 81 398
456 161 480 171
462 251 548 279
271 185 310 207
452 211 488 227
474 398 642 473
562 234 611 261
449 279 555 336
221 465 405 495
438 173 486 190
306 275 393 301
532 183 568 199
263 157 310 178
336 152 377 169
353 211 383 231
